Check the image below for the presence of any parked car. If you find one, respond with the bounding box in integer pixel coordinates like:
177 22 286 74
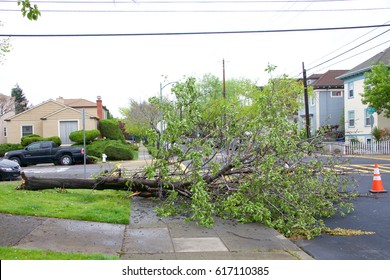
4 141 86 167
0 158 21 181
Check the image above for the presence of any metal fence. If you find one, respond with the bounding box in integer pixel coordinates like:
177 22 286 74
345 141 390 155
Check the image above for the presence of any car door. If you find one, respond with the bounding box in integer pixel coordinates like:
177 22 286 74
23 142 51 164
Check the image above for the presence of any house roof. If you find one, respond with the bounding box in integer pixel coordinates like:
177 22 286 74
307 73 322 80
311 70 348 88
5 99 97 121
40 106 97 120
63 98 97 108
338 46 390 80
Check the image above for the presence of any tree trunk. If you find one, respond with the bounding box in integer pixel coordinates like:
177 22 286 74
18 172 159 193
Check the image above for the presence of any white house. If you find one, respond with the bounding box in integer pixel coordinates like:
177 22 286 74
337 47 390 144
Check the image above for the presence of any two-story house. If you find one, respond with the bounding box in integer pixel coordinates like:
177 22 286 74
337 47 390 144
4 96 109 145
298 70 348 137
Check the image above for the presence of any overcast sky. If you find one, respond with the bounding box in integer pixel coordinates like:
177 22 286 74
0 0 390 117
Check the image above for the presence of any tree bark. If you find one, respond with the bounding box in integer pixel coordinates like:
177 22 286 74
18 172 159 192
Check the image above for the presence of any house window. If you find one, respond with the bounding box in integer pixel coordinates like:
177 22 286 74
364 109 372 127
348 82 354 98
331 91 342 97
348 111 355 127
3 127 7 137
22 125 33 137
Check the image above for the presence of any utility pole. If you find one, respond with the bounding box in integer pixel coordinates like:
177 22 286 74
302 62 310 139
222 58 226 99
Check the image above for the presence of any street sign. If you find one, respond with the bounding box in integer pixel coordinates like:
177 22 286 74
367 107 376 115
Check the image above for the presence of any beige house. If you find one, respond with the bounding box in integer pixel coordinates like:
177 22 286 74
5 96 109 145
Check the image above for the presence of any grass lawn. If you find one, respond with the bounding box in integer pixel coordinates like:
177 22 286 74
0 182 131 224
0 246 119 260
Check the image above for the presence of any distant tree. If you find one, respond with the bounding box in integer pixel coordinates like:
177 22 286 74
120 99 160 137
11 84 29 114
0 93 14 116
362 61 390 117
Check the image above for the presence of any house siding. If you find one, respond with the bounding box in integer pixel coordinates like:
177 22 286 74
6 120 43 143
0 111 14 144
298 70 346 137
343 76 378 142
378 114 390 130
318 90 344 127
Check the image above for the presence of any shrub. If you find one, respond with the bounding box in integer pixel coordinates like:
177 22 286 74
21 135 62 147
21 135 43 146
47 136 62 146
86 139 134 161
372 126 381 141
86 139 110 158
99 119 125 142
104 144 133 161
129 143 139 151
0 143 23 157
69 129 100 144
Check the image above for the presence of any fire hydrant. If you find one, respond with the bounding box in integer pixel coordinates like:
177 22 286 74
102 153 107 163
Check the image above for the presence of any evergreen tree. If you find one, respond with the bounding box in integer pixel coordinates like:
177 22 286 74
11 84 29 114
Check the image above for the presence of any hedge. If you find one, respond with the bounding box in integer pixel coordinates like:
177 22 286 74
0 143 23 157
103 144 133 161
21 135 62 147
99 119 125 142
69 129 100 144
86 139 134 160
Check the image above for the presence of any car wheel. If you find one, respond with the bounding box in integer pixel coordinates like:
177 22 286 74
60 155 73 165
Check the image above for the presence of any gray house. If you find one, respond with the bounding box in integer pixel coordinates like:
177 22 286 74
298 70 348 136
337 47 390 143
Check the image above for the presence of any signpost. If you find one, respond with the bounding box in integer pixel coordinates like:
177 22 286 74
368 107 376 152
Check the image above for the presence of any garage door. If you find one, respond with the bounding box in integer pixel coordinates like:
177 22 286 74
60 121 78 145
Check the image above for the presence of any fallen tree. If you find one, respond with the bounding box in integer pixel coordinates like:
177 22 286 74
17 73 357 239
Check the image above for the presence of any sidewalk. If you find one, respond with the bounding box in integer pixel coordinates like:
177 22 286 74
0 206 312 260
0 144 313 260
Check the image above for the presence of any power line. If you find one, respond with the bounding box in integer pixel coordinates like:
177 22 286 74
1 7 388 13
0 8 390 13
312 39 390 73
307 28 390 71
0 0 365 3
306 20 390 68
2 23 390 37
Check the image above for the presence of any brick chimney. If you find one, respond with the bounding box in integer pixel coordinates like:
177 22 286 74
96 96 103 120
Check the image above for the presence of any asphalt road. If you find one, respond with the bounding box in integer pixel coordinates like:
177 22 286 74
21 162 125 179
293 156 390 260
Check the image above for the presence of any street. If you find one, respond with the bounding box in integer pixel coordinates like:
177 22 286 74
293 156 390 259
21 162 117 179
